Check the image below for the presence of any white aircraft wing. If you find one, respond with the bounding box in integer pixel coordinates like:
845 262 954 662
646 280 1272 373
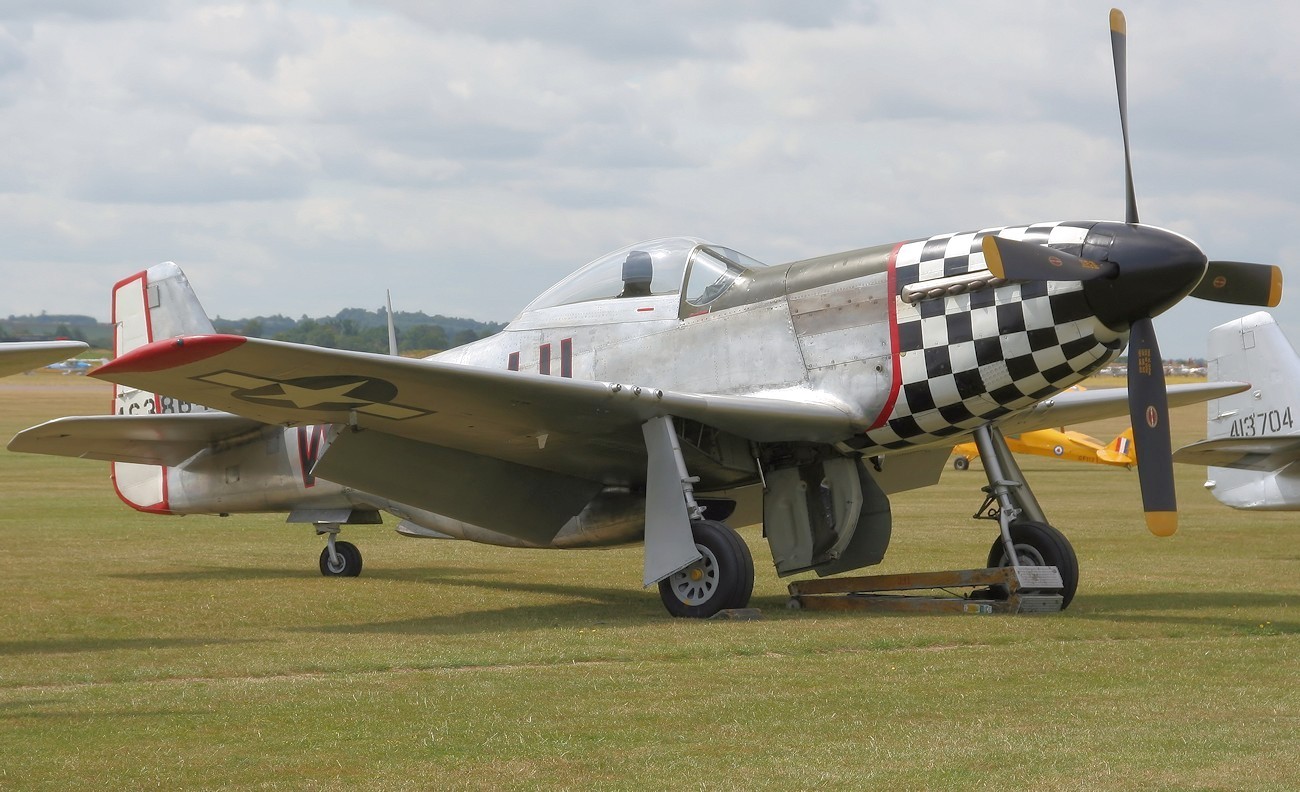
994 381 1249 435
1172 437 1300 472
8 412 266 466
0 340 90 377
87 334 864 487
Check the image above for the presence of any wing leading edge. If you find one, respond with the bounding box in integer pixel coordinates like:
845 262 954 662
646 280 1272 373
0 340 90 377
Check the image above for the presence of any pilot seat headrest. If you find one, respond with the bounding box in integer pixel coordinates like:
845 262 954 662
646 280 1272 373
622 251 653 285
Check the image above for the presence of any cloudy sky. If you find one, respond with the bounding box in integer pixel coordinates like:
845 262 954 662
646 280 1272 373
1 1 1296 356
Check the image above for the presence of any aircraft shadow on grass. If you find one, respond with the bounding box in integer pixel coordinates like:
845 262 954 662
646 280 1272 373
0 699 213 722
0 635 258 657
110 563 511 583
306 579 666 637
113 564 661 634
1073 591 1300 633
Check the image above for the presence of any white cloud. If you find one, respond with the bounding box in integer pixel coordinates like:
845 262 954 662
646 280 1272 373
0 0 1295 357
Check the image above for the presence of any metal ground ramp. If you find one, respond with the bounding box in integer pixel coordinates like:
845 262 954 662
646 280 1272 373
787 566 1065 614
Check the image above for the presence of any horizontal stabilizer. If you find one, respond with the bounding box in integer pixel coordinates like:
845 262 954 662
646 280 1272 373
8 412 266 466
1173 436 1300 472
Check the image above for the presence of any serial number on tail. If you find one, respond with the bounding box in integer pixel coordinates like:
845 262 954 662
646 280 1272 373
1228 408 1294 437
115 395 211 415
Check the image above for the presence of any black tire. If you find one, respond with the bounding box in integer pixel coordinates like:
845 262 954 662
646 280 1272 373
658 520 754 618
319 540 363 577
986 521 1078 609
953 456 970 471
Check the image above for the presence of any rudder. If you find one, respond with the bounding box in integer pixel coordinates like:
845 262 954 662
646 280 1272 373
110 263 216 513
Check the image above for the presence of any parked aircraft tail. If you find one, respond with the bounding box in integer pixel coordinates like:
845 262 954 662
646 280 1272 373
1097 427 1136 466
110 263 216 512
1172 312 1300 509
1204 312 1299 441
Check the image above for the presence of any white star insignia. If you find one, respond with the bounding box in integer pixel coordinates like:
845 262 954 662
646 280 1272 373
254 381 372 409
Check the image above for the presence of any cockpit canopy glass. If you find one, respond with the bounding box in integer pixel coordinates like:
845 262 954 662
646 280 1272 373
524 237 767 312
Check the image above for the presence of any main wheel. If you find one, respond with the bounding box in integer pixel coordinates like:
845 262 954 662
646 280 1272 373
953 456 970 471
319 540 363 577
986 521 1078 609
658 520 754 618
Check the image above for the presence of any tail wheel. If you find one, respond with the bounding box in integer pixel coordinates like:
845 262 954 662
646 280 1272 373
953 456 970 471
658 520 754 618
986 521 1079 609
320 540 362 577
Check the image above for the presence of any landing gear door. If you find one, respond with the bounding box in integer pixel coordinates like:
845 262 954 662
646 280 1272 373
762 456 891 577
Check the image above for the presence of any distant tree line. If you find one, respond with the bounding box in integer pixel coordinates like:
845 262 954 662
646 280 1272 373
213 308 504 354
4 308 503 354
1 313 107 346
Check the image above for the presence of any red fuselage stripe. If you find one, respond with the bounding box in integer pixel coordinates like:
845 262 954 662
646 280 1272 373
868 242 905 430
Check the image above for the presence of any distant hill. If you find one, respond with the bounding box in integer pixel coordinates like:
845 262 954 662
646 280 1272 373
3 308 504 355
1 314 110 347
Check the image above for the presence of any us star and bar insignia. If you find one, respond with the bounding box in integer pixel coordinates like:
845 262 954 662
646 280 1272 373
194 371 433 420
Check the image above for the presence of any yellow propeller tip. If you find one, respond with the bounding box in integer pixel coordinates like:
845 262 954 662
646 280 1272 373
981 236 1006 279
1145 511 1177 537
1268 266 1283 308
1110 9 1126 35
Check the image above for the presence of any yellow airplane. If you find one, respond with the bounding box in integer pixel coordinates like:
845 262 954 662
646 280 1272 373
952 426 1135 470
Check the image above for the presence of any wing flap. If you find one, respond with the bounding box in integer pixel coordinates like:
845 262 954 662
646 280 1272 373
8 413 266 466
314 430 604 544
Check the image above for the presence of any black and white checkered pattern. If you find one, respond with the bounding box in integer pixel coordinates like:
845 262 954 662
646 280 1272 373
858 222 1122 452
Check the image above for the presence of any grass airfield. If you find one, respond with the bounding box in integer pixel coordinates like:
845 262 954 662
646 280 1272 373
0 374 1296 790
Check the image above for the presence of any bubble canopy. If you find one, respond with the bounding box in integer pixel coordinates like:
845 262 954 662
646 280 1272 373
524 237 768 312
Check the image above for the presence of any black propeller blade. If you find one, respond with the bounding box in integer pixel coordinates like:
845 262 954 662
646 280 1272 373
1126 317 1177 536
1110 8 1139 225
982 236 1116 282
1191 261 1284 307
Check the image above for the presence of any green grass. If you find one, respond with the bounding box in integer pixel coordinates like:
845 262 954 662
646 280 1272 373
1 374 1297 790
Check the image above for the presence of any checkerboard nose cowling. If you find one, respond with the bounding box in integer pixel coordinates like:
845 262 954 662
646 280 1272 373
1080 222 1208 331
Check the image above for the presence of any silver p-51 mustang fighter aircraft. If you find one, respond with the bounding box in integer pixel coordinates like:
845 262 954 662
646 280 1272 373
9 10 1282 617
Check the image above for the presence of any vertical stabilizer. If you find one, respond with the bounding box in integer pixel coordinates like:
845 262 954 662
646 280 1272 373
1205 311 1300 441
1098 427 1136 466
1201 311 1300 509
110 263 215 513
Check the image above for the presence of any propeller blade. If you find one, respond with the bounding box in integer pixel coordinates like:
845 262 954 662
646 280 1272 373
982 235 1116 282
1110 8 1139 224
1191 261 1283 307
1126 317 1177 536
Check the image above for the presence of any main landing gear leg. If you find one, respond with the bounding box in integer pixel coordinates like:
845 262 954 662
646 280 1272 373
641 415 754 618
317 523 362 577
971 424 1078 608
